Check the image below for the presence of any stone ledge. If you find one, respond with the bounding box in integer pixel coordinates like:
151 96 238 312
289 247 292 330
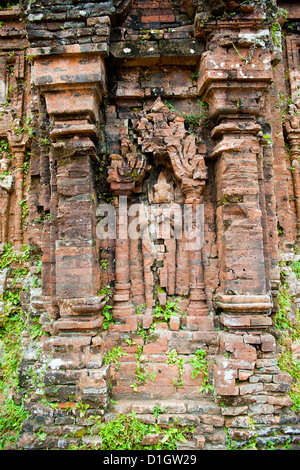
28 42 109 58
53 316 104 335
216 294 273 314
109 39 205 66
0 7 21 19
220 315 273 330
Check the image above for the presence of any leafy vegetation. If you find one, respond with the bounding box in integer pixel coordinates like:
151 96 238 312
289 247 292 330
131 345 149 392
190 349 214 393
0 242 31 270
279 349 300 412
0 1 21 10
103 346 128 371
90 412 190 450
274 261 300 340
165 100 209 139
275 259 300 412
0 310 28 450
98 284 114 330
0 139 12 158
0 243 31 327
165 349 184 389
0 243 43 449
153 299 181 324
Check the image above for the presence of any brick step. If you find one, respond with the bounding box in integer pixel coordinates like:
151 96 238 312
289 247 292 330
110 356 212 400
108 397 222 418
111 384 210 400
106 397 227 450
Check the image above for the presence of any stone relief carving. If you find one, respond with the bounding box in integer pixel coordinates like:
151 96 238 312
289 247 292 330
140 171 180 313
107 97 208 318
152 171 174 204
285 102 300 242
0 151 13 246
0 151 13 192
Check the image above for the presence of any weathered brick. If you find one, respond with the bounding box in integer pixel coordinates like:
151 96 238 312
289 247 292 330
200 414 225 427
239 382 264 395
4 0 300 452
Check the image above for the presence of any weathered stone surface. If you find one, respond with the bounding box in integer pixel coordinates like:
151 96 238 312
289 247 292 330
0 0 298 452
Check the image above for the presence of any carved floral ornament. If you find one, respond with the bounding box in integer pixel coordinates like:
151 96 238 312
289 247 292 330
107 97 208 201
285 102 300 132
0 151 13 192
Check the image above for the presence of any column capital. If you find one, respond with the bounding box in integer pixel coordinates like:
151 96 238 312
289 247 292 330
107 153 148 196
197 50 273 123
53 296 106 335
194 0 284 39
30 47 106 125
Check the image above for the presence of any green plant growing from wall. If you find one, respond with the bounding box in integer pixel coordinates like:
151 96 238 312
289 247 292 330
0 243 42 449
190 349 214 394
153 299 181 325
18 199 29 229
0 282 28 450
291 260 300 279
131 345 149 392
165 99 209 138
278 349 300 413
273 261 299 335
103 346 128 371
152 404 165 419
137 321 156 341
0 243 33 325
0 242 31 269
0 139 12 158
135 303 146 315
102 304 114 330
99 247 109 270
98 284 115 330
275 286 293 331
263 134 272 145
271 21 281 47
165 349 185 389
232 42 249 63
89 411 189 450
29 318 45 340
275 260 300 413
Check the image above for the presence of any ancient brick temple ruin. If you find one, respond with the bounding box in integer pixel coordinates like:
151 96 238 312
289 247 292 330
1 0 300 450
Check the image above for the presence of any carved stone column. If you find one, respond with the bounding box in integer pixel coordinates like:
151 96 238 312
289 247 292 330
29 44 107 334
285 113 300 244
20 43 113 417
107 152 148 331
182 178 210 329
0 152 13 245
112 193 136 326
9 123 29 249
0 56 6 105
10 143 26 248
283 33 300 245
131 97 210 328
196 15 274 332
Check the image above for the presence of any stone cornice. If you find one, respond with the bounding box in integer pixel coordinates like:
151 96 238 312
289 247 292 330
27 43 109 59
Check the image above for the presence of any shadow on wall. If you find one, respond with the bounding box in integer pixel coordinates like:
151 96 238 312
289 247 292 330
0 1 21 9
